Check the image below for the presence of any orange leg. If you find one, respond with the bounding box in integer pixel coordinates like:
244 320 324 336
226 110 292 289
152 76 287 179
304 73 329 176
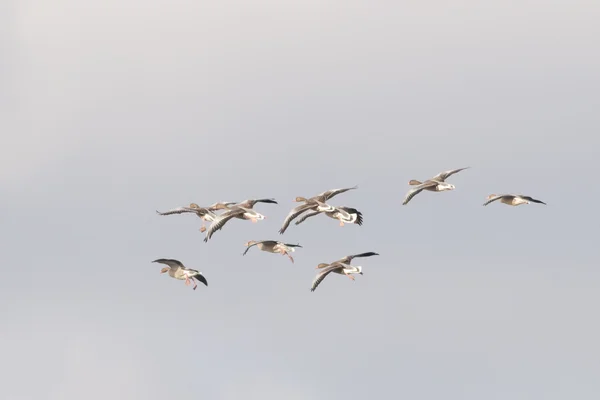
339 221 345 227
345 273 355 281
284 252 294 263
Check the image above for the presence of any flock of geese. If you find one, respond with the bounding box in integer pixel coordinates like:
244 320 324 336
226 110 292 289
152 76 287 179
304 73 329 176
152 167 547 292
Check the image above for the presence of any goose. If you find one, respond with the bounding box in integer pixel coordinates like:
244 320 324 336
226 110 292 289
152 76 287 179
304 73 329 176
156 202 236 232
279 186 357 234
152 258 208 290
311 263 362 292
402 167 469 205
278 200 336 234
310 252 379 292
242 240 303 263
294 206 363 227
483 194 547 206
204 206 265 242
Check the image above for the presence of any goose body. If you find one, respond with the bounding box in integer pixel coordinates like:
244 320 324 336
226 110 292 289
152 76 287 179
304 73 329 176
152 258 208 290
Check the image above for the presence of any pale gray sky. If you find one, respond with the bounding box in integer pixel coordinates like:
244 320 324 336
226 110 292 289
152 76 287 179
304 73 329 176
1 1 599 399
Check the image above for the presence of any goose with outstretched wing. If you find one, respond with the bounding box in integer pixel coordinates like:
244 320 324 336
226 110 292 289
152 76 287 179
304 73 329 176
242 240 302 263
152 258 208 290
483 194 547 206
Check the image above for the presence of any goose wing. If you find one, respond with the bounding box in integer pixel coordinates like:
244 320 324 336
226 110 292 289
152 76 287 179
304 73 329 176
207 201 237 211
518 195 546 205
402 180 438 205
278 203 317 234
337 207 363 225
310 263 344 292
316 186 358 200
237 198 278 208
152 258 185 269
156 206 209 216
294 210 322 225
204 208 246 242
191 272 208 287
335 252 379 265
482 194 510 206
431 167 470 182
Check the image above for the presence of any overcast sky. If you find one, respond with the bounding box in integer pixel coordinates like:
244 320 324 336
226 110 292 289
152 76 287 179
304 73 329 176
2 1 599 399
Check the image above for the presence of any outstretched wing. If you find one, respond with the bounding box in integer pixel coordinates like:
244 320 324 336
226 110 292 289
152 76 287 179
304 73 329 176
317 186 358 200
204 208 245 242
294 210 322 225
279 203 316 234
207 201 237 211
482 194 509 206
192 273 208 287
519 195 546 205
283 243 303 248
156 206 206 216
238 198 278 208
253 198 278 205
310 263 344 292
335 252 379 265
431 167 470 182
152 258 184 269
402 181 437 205
337 207 363 225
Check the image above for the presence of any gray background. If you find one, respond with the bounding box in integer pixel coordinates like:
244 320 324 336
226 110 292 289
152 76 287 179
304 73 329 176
1 1 598 399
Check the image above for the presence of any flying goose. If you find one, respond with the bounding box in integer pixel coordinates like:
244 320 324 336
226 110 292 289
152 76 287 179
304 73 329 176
242 240 303 263
310 263 362 292
402 167 469 205
310 252 379 292
278 186 357 234
156 202 236 232
278 200 336 234
294 206 363 227
152 258 208 290
483 194 547 206
204 206 265 242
